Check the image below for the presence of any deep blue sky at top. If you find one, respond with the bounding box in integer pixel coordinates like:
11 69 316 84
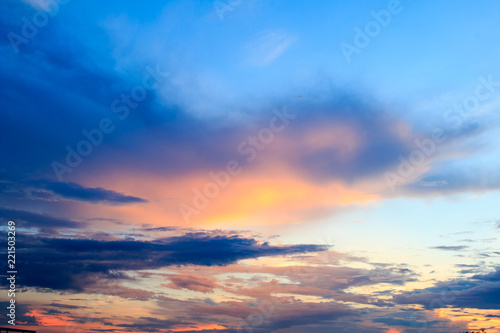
6 0 500 111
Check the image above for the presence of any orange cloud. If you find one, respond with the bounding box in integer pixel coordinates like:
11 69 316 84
26 309 73 326
66 121 387 228
171 324 227 331
71 163 379 229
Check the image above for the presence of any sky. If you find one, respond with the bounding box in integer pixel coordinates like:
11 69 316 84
0 0 499 332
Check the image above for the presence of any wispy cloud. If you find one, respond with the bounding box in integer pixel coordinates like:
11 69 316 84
429 245 469 251
247 31 296 66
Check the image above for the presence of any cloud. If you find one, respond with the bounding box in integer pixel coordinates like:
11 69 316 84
371 310 469 332
455 264 480 268
193 299 357 332
51 96 414 226
46 303 90 310
12 232 328 291
247 31 296 66
7 4 480 227
42 181 148 204
165 274 218 293
429 245 469 251
0 17 414 187
211 263 414 307
399 122 500 197
113 317 193 331
1 176 148 211
394 267 500 310
406 162 500 195
0 302 37 326
0 207 86 230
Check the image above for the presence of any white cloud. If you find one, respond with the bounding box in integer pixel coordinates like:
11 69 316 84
246 31 296 66
22 0 59 12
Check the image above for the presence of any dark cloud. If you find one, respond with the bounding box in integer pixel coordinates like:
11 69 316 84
0 177 147 205
42 181 147 204
455 264 480 268
0 301 37 326
0 207 86 230
193 299 357 333
429 245 469 251
10 232 328 291
113 317 193 332
394 267 500 309
373 315 441 328
458 269 477 274
283 101 413 183
47 302 90 310
264 303 355 332
142 226 178 232
371 310 469 333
